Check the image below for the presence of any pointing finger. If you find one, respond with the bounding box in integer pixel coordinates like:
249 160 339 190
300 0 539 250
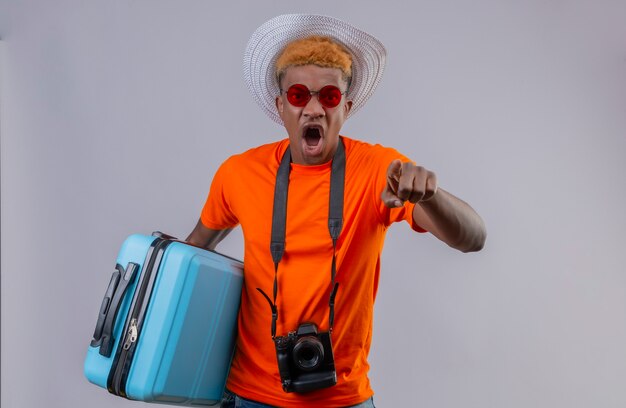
382 159 405 208
386 159 403 183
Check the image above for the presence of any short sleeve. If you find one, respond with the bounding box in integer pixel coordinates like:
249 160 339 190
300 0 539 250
200 158 240 230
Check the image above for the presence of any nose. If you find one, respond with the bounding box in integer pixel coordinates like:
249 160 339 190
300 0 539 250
302 94 325 119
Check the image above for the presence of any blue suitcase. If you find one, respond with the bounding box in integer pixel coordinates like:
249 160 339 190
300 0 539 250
84 232 243 406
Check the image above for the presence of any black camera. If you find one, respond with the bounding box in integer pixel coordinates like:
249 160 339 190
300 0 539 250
273 322 337 393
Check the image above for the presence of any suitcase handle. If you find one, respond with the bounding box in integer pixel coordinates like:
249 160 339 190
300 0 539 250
152 231 177 240
91 270 120 343
90 262 139 357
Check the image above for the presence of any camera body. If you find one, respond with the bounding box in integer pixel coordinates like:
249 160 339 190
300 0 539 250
273 322 337 393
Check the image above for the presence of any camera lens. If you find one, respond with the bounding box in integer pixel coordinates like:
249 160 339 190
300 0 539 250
292 336 324 371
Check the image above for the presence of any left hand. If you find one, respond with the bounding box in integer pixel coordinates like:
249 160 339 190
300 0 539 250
381 160 438 208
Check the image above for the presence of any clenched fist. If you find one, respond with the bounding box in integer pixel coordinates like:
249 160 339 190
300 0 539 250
381 159 438 208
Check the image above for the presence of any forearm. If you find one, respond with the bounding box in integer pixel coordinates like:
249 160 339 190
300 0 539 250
414 188 486 253
186 219 232 250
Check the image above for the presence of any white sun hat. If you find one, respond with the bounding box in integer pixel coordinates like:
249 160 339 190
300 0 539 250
243 13 387 126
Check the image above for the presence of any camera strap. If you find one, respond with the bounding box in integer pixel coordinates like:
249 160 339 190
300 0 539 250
257 139 345 338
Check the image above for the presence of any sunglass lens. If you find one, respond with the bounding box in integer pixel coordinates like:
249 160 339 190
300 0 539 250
286 84 310 107
319 86 342 108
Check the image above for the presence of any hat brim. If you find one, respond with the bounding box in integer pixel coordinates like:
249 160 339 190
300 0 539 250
243 14 387 125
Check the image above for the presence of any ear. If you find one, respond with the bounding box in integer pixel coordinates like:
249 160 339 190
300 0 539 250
344 99 353 116
275 96 284 118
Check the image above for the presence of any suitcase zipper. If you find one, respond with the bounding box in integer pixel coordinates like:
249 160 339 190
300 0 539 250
107 237 173 398
122 318 138 350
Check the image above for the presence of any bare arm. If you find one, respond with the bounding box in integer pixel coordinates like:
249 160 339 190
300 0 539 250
185 219 233 251
412 188 486 253
381 160 486 253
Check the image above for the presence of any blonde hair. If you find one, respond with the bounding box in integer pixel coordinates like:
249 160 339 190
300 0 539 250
275 36 353 86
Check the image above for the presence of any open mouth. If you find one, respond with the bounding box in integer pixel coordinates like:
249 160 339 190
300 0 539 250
303 126 322 147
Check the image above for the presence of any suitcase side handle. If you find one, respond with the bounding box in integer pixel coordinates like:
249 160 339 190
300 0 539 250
90 270 120 344
90 262 139 357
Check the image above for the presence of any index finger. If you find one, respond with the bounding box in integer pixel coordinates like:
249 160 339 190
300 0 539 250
387 159 403 182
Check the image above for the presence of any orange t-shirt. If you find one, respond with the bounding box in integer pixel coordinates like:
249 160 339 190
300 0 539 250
200 136 425 407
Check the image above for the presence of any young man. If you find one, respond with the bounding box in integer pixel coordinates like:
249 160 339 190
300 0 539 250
187 14 486 408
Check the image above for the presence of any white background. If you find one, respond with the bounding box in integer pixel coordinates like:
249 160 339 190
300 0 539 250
1 1 625 407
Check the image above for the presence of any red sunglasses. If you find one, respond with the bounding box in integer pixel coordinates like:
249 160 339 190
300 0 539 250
282 84 346 109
